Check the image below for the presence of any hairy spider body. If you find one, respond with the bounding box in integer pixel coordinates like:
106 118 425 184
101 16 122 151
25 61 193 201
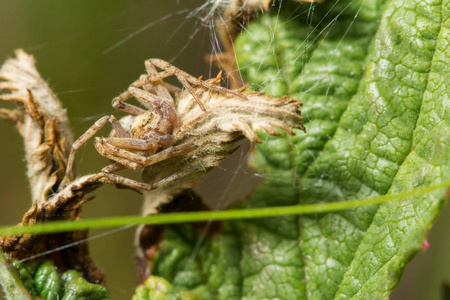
61 59 245 189
62 58 304 193
94 89 179 168
129 112 174 148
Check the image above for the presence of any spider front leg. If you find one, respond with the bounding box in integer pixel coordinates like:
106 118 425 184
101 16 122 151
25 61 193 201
111 90 147 116
101 141 196 173
61 115 128 187
94 137 158 170
96 140 197 193
102 168 196 193
94 138 196 171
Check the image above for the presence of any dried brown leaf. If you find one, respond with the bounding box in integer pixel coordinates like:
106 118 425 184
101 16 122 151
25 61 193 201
0 49 73 203
0 50 106 283
141 77 304 215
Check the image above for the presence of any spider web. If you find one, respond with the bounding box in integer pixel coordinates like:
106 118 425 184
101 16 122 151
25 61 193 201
0 1 441 299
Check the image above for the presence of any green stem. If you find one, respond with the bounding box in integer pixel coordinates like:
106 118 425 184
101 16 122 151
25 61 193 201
1 179 449 237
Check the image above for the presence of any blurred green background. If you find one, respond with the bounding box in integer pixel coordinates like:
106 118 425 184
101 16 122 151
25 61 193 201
1 1 450 299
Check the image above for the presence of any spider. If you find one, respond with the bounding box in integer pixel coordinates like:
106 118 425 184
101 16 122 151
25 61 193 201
61 59 246 191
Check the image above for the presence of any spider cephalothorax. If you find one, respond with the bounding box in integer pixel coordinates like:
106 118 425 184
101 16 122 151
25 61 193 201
92 86 181 171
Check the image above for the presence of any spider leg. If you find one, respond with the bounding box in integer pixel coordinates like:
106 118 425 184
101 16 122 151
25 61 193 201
130 62 174 100
62 115 110 186
131 73 175 110
126 61 177 112
141 59 207 111
112 90 146 116
102 163 126 173
175 74 206 111
142 142 196 167
101 141 196 174
144 61 174 101
146 58 247 101
94 138 151 170
127 87 169 109
141 82 181 101
100 137 159 152
113 80 175 116
95 138 196 170
102 168 196 193
61 115 129 187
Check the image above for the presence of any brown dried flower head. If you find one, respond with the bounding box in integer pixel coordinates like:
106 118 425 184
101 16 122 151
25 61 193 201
0 50 104 283
141 73 305 214
0 49 73 204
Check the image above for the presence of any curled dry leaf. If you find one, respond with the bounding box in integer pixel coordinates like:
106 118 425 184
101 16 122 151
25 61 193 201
0 49 72 203
141 75 304 216
0 50 105 284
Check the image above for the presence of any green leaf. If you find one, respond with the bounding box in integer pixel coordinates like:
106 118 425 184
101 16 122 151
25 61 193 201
149 0 450 299
62 277 111 300
0 257 111 300
132 275 200 300
0 249 33 300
